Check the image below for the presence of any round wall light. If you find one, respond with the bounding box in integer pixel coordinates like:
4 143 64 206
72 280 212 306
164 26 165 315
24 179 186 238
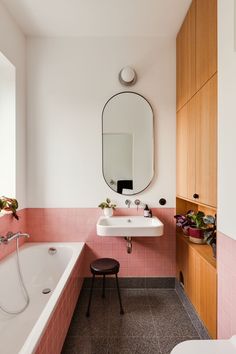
118 66 137 86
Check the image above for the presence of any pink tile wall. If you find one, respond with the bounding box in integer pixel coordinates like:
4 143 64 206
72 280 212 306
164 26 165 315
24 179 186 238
25 208 176 277
0 207 176 276
218 231 236 339
0 207 175 353
0 210 27 260
35 247 84 354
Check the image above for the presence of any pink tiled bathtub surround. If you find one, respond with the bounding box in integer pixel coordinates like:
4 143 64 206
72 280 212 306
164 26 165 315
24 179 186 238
218 231 236 339
35 248 84 354
0 209 27 260
25 207 176 277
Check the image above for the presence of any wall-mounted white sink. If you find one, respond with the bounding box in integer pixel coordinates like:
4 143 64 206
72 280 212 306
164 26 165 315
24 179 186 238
96 216 164 237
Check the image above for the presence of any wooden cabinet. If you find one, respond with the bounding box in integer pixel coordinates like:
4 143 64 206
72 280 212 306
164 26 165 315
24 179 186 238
176 234 217 338
176 74 217 207
196 0 217 90
176 98 196 200
176 0 196 111
176 0 217 340
177 0 217 110
196 74 217 207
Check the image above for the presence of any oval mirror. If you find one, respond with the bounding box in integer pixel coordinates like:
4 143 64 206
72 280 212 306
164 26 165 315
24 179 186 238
102 92 154 195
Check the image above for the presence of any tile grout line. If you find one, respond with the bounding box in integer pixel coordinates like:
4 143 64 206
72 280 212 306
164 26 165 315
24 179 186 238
147 289 163 354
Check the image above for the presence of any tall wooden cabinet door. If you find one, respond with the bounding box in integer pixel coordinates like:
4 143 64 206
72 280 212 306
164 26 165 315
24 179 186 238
176 98 196 200
195 256 217 338
196 0 217 90
176 0 196 111
195 75 217 207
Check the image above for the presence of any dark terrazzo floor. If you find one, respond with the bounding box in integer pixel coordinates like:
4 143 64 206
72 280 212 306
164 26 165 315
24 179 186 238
62 288 200 354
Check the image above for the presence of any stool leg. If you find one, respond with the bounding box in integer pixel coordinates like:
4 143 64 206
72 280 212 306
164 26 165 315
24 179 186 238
86 273 95 317
115 274 124 314
102 274 106 298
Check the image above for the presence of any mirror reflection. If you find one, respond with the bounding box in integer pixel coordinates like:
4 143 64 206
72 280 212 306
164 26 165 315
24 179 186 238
102 92 154 195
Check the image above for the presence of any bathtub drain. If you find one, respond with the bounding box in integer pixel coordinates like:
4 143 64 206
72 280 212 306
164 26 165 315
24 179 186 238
48 247 57 255
42 288 51 294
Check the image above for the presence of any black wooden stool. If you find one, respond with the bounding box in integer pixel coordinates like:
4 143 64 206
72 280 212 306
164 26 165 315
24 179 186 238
86 258 124 316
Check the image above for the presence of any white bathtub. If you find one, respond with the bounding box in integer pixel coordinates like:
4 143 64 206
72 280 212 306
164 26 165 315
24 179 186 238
0 242 84 354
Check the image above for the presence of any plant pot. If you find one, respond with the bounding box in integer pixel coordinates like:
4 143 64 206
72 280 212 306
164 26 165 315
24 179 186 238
182 226 189 237
103 208 113 217
189 227 205 244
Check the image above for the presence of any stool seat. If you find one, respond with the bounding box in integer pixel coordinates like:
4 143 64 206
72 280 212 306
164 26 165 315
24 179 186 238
90 258 119 275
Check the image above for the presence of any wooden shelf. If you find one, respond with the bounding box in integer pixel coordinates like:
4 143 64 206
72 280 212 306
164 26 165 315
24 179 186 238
176 195 217 211
177 231 216 269
176 196 217 218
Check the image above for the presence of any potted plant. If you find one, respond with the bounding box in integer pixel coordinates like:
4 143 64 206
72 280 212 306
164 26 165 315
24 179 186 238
187 210 206 243
174 210 217 247
174 214 192 236
0 196 19 220
187 211 217 247
98 198 116 217
203 214 217 258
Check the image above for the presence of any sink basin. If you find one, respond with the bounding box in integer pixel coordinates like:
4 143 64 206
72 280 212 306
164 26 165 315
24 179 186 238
96 216 164 237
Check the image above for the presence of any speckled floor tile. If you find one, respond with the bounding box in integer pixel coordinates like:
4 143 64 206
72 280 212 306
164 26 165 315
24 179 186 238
159 336 200 354
109 308 156 338
67 306 109 337
110 289 149 310
62 288 201 354
61 336 108 354
108 337 161 354
151 307 199 338
75 288 111 311
147 289 183 309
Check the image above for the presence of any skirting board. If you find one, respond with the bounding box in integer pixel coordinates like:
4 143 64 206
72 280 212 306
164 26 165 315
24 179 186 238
82 277 175 289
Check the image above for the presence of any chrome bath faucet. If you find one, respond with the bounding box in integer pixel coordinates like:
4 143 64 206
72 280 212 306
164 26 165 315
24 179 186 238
0 232 30 245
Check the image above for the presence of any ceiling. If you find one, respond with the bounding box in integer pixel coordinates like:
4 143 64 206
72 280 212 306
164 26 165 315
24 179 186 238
2 0 191 37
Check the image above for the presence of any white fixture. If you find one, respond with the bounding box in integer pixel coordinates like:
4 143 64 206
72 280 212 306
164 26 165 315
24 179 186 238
96 216 164 237
0 242 84 354
119 66 137 86
171 336 236 354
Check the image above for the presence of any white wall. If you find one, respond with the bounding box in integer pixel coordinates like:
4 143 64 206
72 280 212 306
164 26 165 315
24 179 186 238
0 53 16 197
0 2 26 208
27 37 176 208
218 0 236 239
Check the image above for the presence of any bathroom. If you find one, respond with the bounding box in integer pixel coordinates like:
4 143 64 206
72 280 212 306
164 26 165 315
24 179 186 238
0 0 235 353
